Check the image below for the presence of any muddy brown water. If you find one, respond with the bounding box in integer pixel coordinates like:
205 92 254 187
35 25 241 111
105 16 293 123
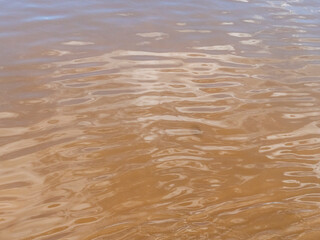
1 0 320 239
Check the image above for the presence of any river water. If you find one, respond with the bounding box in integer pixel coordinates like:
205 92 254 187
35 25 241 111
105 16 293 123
1 0 320 239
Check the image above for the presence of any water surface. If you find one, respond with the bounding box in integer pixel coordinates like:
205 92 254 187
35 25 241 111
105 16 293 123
1 0 320 239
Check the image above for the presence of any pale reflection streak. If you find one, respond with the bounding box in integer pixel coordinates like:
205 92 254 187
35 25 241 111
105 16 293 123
50 48 286 120
51 49 261 123
0 114 84 160
265 121 320 141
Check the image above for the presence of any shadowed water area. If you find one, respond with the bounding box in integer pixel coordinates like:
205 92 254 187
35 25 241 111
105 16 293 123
1 0 320 239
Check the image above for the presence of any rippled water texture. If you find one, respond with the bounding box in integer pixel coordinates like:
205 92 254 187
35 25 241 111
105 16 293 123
1 0 320 239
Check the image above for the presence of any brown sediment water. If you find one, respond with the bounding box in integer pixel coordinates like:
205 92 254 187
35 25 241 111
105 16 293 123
1 0 320 239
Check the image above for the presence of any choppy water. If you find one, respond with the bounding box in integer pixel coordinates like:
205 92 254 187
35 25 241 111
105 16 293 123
1 0 320 239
